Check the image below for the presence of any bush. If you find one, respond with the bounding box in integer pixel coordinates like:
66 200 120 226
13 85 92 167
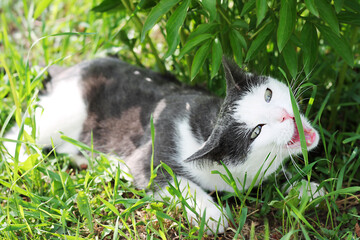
0 0 359 239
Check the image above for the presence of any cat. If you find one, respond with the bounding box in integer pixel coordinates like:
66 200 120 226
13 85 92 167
3 57 322 234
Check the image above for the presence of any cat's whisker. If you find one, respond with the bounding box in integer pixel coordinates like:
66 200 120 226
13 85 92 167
280 158 292 187
296 87 313 101
294 75 310 98
291 67 306 96
276 145 288 183
295 86 310 99
298 98 312 105
304 65 316 81
294 65 317 98
286 147 306 177
291 77 301 95
294 78 308 98
290 78 296 93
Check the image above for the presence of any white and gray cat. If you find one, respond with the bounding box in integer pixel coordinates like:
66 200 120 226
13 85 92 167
4 57 322 234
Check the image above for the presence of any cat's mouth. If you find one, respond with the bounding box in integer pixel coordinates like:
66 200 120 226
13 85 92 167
287 119 317 148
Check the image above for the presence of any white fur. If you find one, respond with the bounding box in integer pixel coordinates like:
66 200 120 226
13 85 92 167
4 75 87 166
286 180 325 202
3 126 33 162
36 76 87 151
175 118 202 161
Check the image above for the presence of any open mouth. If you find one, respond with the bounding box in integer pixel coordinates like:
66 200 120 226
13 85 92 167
287 119 317 148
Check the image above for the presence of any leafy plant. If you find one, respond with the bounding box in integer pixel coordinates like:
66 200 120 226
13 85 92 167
0 0 359 239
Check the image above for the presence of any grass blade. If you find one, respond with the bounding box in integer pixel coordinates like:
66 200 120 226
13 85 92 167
77 191 94 233
288 85 308 165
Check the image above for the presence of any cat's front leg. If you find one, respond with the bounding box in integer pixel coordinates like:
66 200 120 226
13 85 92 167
283 171 325 200
287 180 325 200
156 176 228 235
3 125 30 162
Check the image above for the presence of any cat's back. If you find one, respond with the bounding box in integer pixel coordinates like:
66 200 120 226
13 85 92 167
80 57 180 106
66 58 181 154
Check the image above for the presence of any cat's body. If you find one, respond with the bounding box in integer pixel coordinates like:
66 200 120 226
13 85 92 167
4 57 321 234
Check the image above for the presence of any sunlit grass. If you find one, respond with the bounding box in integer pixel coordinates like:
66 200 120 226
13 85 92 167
0 0 359 239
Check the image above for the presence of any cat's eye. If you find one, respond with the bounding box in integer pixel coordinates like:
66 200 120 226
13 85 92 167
250 124 263 140
264 88 272 103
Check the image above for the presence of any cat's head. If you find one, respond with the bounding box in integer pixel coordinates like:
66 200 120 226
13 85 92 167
186 59 319 168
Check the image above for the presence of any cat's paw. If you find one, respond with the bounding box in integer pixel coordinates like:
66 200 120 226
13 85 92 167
288 180 325 201
187 200 228 235
70 155 89 170
301 181 325 199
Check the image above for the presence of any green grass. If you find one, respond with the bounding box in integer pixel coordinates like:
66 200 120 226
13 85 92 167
1 0 360 239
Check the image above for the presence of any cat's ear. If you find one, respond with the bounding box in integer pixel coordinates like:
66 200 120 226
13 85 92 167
222 57 246 93
48 65 69 78
185 128 223 163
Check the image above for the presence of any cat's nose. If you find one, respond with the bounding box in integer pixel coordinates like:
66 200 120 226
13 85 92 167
280 110 293 122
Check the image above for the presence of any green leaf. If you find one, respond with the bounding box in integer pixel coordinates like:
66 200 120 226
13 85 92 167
4 224 27 231
245 22 275 62
289 86 308 165
147 115 156 188
98 197 121 216
34 0 52 19
238 207 248 232
344 0 360 13
118 30 134 48
198 210 206 237
187 23 219 41
304 0 319 17
211 38 223 79
241 0 255 16
231 29 247 49
229 29 244 66
334 0 344 13
47 233 87 240
141 0 180 42
202 0 217 21
280 230 301 240
61 135 102 154
178 33 213 59
343 135 360 144
338 11 360 26
303 83 317 117
77 191 94 233
156 211 176 221
190 41 211 80
316 24 354 67
38 167 61 182
0 179 30 197
256 0 268 26
315 0 340 36
232 19 249 31
159 230 167 240
282 41 298 79
160 162 175 177
165 0 190 58
91 0 124 12
301 22 318 76
277 0 296 52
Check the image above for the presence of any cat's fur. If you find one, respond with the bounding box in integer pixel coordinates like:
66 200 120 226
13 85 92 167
3 57 321 234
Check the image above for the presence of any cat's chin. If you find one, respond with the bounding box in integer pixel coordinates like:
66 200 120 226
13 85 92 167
286 119 319 151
